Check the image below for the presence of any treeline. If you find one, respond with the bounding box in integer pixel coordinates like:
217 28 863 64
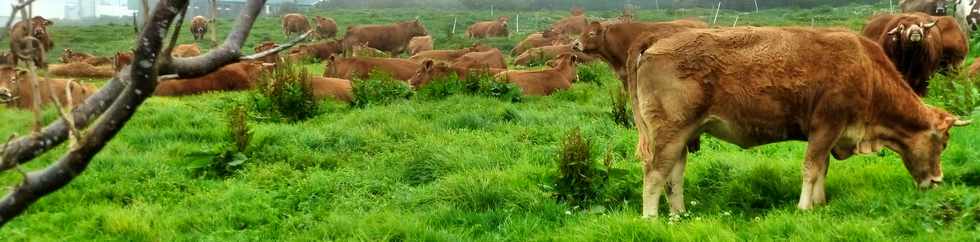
316 0 884 11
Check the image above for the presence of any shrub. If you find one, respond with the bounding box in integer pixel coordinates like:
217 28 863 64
414 72 522 102
554 128 607 208
928 72 980 117
610 87 633 128
186 105 253 178
415 73 464 100
351 70 414 108
254 61 319 122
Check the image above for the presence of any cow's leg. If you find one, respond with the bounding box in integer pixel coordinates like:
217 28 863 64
798 126 840 210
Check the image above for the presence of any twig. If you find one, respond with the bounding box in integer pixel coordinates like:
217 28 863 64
241 30 312 61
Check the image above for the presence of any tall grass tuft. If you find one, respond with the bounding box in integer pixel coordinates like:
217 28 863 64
351 70 414 108
186 105 254 178
254 60 320 122
929 71 980 117
415 72 523 102
610 87 633 128
554 128 606 208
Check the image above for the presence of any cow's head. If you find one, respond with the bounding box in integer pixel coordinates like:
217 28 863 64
0 66 24 104
935 0 948 15
895 108 971 189
409 19 429 37
887 20 937 46
60 48 73 63
573 21 606 53
113 51 134 72
409 59 450 89
29 16 53 39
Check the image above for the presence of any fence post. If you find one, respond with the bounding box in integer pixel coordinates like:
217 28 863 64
491 5 494 17
516 14 520 34
452 16 457 35
733 15 739 27
754 0 759 12
713 1 722 25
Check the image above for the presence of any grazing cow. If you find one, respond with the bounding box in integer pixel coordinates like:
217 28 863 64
253 41 280 64
495 54 578 96
935 16 968 71
60 48 112 66
48 62 115 78
552 15 589 36
632 26 971 218
190 16 208 41
0 66 96 109
341 20 428 55
155 61 266 96
514 44 596 66
409 43 493 62
511 29 572 56
289 40 343 61
863 13 944 96
901 0 949 16
314 16 338 39
309 77 353 103
350 42 390 58
408 36 433 55
956 0 980 32
451 48 507 70
409 59 506 89
172 44 202 58
113 52 134 72
467 16 510 38
282 13 310 38
9 16 54 68
324 56 421 81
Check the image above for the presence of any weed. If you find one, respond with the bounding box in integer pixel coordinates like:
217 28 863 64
186 105 253 178
254 61 320 122
351 70 414 108
610 86 632 128
554 128 607 208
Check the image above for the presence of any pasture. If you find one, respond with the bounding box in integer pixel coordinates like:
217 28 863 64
2 3 980 241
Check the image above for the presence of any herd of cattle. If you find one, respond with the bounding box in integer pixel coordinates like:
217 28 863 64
0 2 978 218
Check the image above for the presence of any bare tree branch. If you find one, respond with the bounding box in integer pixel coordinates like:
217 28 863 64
160 0 266 78
241 30 313 61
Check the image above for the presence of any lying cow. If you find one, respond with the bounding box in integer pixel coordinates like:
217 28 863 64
514 44 595 66
467 16 509 38
495 54 578 96
48 62 115 78
314 16 338 40
173 44 202 58
9 16 54 68
632 26 971 218
324 56 421 81
253 41 280 64
114 52 134 72
341 19 428 55
0 66 96 109
409 59 506 89
408 36 433 56
409 43 493 63
350 42 390 58
310 77 353 103
511 29 573 56
289 40 343 62
282 13 310 38
60 48 112 66
863 13 950 96
901 0 949 16
154 61 266 96
451 48 507 70
190 16 208 41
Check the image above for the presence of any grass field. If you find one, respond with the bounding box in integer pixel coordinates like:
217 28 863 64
2 3 980 241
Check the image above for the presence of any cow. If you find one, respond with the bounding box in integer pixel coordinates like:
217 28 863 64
314 16 338 40
48 62 115 78
350 42 390 58
495 54 578 96
409 59 506 89
324 56 421 81
60 48 112 66
0 66 96 109
282 13 311 38
552 15 589 36
632 26 971 218
253 41 280 64
451 48 507 70
190 16 208 41
9 16 54 68
571 7 585 16
113 52 134 72
341 19 428 55
408 36 433 56
514 44 596 66
863 13 944 96
467 16 509 38
956 0 980 32
289 40 343 61
901 0 949 16
409 43 493 63
309 77 353 103
172 44 202 58
511 29 573 56
154 61 266 96
935 16 969 71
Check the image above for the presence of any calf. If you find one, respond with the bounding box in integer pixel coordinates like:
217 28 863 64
409 43 493 63
0 66 96 109
409 59 506 89
408 36 433 56
190 16 208 41
289 40 343 61
173 44 202 58
324 56 421 81
451 48 507 70
514 44 595 66
495 54 578 96
60 48 112 66
154 61 266 96
467 16 509 38
309 77 353 103
511 29 572 56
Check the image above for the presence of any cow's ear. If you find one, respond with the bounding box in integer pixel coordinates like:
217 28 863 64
328 55 337 62
589 21 604 34
423 59 434 70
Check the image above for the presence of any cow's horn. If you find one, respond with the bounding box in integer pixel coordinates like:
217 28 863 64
887 25 902 35
923 21 937 28
954 119 973 126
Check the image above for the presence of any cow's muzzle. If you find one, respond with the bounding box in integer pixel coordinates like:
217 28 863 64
917 175 943 189
572 40 584 52
0 87 15 103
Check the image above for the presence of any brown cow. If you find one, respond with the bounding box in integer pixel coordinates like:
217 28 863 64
514 44 596 66
190 16 208 41
408 36 433 55
155 61 266 96
173 44 202 58
9 16 54 68
467 16 509 38
341 20 428 55
451 48 507 70
60 48 112 66
309 77 353 103
510 29 573 56
314 16 338 40
350 42 390 58
552 15 589 36
0 66 96 109
409 59 506 89
495 54 578 96
48 62 115 78
632 26 971 218
324 56 421 81
289 40 343 61
935 16 968 71
863 13 944 96
282 13 311 38
901 0 950 16
113 52 134 72
253 41 280 64
409 43 493 63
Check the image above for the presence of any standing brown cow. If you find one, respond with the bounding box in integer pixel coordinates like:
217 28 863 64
633 27 971 218
901 0 950 16
466 16 509 38
552 15 589 36
282 13 311 38
324 56 421 81
863 13 946 96
9 16 54 68
190 16 208 41
314 16 338 40
341 19 428 55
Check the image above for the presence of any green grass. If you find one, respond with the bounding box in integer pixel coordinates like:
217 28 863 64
2 4 980 241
